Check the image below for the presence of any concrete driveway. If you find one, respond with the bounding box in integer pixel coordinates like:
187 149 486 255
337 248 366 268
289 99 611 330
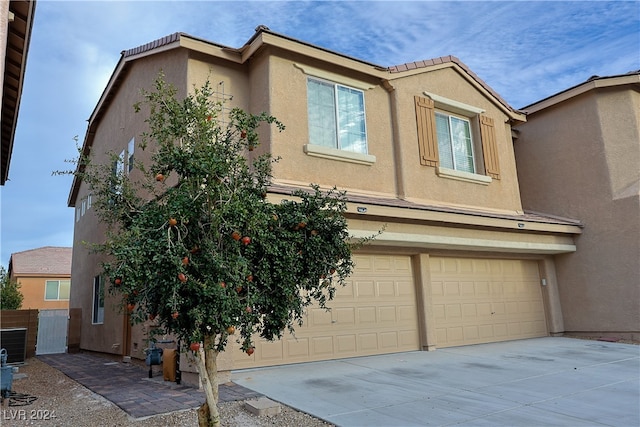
232 337 639 426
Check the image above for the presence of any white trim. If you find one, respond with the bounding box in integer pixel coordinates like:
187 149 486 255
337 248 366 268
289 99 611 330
436 167 492 185
423 91 485 116
304 144 376 165
295 63 376 90
349 229 576 254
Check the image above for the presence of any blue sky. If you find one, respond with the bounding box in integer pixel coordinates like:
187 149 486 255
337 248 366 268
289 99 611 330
1 0 638 267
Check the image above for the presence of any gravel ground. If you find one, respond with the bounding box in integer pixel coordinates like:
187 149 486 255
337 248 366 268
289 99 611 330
2 358 333 427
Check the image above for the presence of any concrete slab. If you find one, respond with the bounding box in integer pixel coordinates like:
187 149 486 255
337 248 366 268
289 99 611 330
232 337 640 427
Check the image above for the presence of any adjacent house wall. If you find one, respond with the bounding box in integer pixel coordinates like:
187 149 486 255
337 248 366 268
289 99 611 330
515 84 640 339
12 276 69 310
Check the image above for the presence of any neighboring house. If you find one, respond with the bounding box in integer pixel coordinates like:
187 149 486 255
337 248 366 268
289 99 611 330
8 246 72 310
514 71 640 341
1 0 36 185
68 27 582 377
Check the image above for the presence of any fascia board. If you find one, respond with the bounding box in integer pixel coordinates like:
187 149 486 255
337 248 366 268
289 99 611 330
349 229 576 255
246 32 387 79
265 194 582 235
343 201 582 234
524 74 640 114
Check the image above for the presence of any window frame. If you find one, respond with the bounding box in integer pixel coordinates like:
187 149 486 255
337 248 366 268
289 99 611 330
127 138 135 173
435 110 478 174
92 276 105 324
44 280 70 301
306 76 369 155
415 93 499 184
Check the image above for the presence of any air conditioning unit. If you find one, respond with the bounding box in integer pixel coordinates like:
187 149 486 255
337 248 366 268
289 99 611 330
0 328 27 363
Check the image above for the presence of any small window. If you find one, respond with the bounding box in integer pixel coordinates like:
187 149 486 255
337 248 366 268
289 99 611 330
127 138 135 173
92 276 105 324
75 207 81 222
87 194 92 209
45 280 70 300
81 199 87 216
307 78 367 154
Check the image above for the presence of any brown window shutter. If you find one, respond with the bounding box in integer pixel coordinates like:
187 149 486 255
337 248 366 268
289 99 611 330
414 96 439 167
480 115 500 179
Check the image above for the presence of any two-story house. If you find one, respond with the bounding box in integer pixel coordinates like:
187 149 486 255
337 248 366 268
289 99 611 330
514 71 640 341
68 27 582 378
8 246 72 310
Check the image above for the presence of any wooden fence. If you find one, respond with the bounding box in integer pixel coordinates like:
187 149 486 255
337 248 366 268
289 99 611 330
0 309 39 358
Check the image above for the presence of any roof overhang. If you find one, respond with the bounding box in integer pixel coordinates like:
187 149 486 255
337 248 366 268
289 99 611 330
522 72 640 115
1 0 36 185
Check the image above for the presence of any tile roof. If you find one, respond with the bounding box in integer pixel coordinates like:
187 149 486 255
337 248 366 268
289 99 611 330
9 246 72 276
268 183 583 228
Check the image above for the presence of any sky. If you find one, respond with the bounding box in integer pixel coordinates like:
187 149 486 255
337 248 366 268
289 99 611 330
0 0 638 267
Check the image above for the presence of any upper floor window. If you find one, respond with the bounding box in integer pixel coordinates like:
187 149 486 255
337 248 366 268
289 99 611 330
45 280 70 300
307 78 367 154
127 138 135 173
435 112 475 173
415 94 500 183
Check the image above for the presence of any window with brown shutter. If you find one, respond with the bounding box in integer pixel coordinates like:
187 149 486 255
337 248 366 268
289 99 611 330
414 94 501 181
414 96 439 167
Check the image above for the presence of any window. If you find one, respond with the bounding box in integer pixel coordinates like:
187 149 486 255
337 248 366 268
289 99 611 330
415 95 500 182
111 150 125 196
307 78 367 154
45 280 70 300
127 138 135 173
92 276 104 324
435 112 475 173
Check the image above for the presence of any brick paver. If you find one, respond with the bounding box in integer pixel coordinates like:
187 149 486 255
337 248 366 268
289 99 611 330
38 353 262 418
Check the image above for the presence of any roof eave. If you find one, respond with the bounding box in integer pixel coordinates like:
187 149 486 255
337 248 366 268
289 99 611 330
521 72 640 114
1 0 36 185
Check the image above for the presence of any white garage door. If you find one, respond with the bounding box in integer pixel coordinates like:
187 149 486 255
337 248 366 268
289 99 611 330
235 254 420 369
430 257 547 348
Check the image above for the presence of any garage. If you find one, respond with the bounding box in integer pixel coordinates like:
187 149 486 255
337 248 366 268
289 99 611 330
430 257 547 347
235 254 421 369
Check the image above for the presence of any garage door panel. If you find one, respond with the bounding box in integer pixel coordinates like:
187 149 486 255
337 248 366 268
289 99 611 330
432 258 547 348
378 281 396 297
355 280 375 298
234 254 419 369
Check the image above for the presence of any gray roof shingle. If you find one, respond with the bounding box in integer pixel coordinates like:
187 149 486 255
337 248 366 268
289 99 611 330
9 246 72 276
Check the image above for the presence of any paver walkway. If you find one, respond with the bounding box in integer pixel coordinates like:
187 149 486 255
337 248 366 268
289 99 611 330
38 353 262 418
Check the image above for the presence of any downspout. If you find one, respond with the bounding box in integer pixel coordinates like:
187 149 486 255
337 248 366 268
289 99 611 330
382 79 406 200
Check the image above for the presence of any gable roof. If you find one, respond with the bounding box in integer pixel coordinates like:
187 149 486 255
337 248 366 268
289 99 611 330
8 246 72 277
521 70 640 114
68 26 524 205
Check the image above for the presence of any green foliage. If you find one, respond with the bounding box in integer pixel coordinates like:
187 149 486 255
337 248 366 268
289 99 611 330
80 73 359 353
0 266 23 310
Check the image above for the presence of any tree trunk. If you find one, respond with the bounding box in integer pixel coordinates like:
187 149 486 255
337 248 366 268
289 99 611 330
193 335 221 427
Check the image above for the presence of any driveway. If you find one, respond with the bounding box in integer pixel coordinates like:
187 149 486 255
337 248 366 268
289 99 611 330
232 337 639 426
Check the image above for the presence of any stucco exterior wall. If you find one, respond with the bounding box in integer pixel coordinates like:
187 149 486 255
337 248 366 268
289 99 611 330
70 50 190 355
390 68 524 212
14 276 70 310
265 50 397 197
514 87 640 338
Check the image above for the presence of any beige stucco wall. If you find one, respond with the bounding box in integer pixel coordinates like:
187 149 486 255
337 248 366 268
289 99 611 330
70 50 191 356
515 86 640 338
69 38 578 373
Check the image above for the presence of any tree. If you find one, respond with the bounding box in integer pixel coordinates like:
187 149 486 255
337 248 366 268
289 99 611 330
0 266 23 310
76 74 367 427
